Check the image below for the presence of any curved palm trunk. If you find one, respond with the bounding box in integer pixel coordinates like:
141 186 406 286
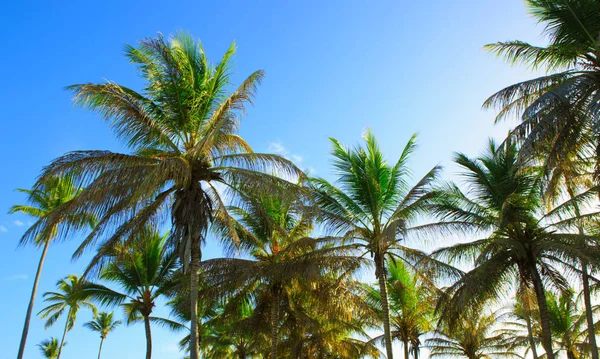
531 267 555 359
97 337 104 359
57 314 70 359
144 315 152 359
271 287 281 359
189 241 201 359
376 258 394 359
16 238 51 359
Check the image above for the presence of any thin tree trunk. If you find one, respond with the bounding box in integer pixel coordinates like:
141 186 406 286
189 242 201 359
376 258 394 359
525 312 539 359
16 239 51 359
582 263 599 359
531 267 555 359
271 287 280 359
57 314 70 359
144 315 152 359
403 339 410 359
97 337 104 359
566 184 599 359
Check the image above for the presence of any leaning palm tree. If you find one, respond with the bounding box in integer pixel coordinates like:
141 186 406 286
426 309 518 359
202 189 364 359
430 139 600 359
10 175 93 359
38 338 61 359
483 0 600 180
84 229 181 359
38 275 97 359
26 32 303 359
309 130 444 359
84 311 122 359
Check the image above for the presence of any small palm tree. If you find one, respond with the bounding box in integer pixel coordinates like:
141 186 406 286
84 311 122 359
430 139 600 359
38 275 97 359
38 338 61 359
310 130 446 359
426 309 517 359
10 175 93 359
31 32 303 359
85 229 181 359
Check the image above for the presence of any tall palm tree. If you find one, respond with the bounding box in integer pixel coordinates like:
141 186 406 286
430 139 600 359
26 32 302 359
85 229 181 359
426 309 517 359
84 311 122 359
202 189 364 359
37 338 61 359
483 0 600 179
38 275 98 359
309 130 444 359
365 261 435 359
10 175 93 359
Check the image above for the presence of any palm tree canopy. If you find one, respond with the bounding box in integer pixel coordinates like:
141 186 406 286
38 275 97 330
38 338 61 359
84 311 122 339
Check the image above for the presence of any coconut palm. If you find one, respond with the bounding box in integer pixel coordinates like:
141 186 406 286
430 139 600 359
546 289 589 359
37 338 61 359
84 311 122 359
483 0 600 180
202 189 364 359
365 261 435 359
309 130 445 359
27 32 303 359
426 309 518 359
38 275 98 359
10 175 93 359
84 229 181 359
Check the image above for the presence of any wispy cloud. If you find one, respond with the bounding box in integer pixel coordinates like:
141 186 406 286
14 220 24 226
160 343 180 354
0 225 7 233
268 141 316 174
4 274 28 281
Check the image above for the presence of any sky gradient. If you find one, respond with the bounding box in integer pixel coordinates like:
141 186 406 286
0 1 546 358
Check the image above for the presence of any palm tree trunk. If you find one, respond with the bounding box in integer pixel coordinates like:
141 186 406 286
271 287 280 359
531 266 555 359
581 263 598 359
403 339 410 359
376 258 394 359
525 312 539 359
57 314 70 359
97 337 104 359
144 315 152 359
16 238 51 359
189 242 201 359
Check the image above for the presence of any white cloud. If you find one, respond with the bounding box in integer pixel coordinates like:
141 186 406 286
160 343 180 354
267 141 316 175
14 220 24 226
0 226 7 233
4 274 28 281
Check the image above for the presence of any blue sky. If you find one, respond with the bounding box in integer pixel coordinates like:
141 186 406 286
0 1 545 358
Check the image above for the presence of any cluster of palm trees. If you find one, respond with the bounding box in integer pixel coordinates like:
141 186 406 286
11 1 600 358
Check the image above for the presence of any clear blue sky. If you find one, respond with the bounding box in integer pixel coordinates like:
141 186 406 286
0 1 545 358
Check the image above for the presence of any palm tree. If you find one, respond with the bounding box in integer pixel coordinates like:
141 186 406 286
426 309 517 359
430 139 600 359
37 338 61 359
546 289 589 359
365 261 435 359
10 175 93 359
85 229 181 359
483 0 600 179
84 311 122 359
202 189 364 359
309 130 444 359
28 32 302 359
38 275 97 359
